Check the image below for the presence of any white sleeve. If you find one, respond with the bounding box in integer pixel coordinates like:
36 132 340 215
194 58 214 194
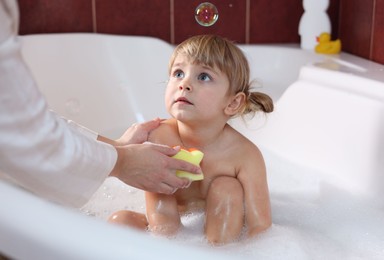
0 1 118 208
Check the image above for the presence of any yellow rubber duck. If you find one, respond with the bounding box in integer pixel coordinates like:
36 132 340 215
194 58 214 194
315 32 341 54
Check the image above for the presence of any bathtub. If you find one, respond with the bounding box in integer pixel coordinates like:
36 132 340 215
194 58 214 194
1 33 384 259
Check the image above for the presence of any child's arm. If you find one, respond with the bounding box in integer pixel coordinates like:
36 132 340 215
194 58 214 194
238 146 272 237
144 119 182 236
145 192 181 236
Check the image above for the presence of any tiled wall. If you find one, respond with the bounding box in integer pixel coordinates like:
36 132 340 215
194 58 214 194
18 0 383 65
339 0 384 64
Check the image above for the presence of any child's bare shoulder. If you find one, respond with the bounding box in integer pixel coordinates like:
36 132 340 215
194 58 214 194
228 126 264 162
238 140 266 178
228 125 260 149
148 118 178 144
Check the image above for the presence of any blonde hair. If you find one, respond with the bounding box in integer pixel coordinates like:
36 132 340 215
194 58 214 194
168 35 273 117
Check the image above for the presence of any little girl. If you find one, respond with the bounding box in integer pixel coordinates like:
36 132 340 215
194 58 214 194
109 35 273 245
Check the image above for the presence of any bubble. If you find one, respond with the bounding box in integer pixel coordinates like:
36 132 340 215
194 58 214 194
83 210 97 217
195 2 219 27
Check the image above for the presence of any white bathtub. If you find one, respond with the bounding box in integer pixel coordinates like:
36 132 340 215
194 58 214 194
1 33 384 259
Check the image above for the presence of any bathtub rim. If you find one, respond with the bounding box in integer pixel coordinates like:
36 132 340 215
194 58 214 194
0 179 237 260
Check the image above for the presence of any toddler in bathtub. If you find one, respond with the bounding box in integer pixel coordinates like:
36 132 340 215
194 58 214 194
108 35 273 245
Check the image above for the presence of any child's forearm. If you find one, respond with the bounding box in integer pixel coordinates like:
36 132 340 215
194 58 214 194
147 212 181 236
247 219 272 238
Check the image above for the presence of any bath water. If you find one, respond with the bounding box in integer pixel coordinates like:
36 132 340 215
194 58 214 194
81 149 384 260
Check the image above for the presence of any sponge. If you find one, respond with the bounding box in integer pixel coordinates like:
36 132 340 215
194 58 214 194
172 148 204 181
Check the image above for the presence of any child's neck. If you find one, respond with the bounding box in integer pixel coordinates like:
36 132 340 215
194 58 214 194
175 120 227 151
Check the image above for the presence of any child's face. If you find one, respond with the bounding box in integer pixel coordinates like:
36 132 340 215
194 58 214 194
165 53 232 124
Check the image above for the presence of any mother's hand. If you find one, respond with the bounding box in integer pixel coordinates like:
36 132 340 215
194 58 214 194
110 143 201 194
98 118 162 146
115 118 163 145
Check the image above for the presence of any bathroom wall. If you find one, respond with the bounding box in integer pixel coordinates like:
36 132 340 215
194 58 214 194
339 0 384 64
17 0 383 65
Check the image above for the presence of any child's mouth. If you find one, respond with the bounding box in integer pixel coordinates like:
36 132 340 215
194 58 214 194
175 97 193 105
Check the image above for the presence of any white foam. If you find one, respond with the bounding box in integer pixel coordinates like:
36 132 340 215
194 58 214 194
81 150 384 259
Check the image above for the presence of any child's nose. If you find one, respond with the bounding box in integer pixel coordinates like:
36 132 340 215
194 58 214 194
179 85 191 91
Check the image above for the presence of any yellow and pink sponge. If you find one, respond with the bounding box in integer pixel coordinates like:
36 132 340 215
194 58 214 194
172 148 204 181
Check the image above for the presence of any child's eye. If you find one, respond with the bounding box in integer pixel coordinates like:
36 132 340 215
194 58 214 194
173 69 184 78
198 73 211 81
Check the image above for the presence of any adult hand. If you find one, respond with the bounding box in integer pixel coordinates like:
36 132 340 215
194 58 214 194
110 142 201 194
97 118 161 146
115 118 162 145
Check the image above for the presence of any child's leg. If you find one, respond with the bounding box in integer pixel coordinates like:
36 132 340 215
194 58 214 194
145 192 181 236
205 176 244 245
108 210 148 230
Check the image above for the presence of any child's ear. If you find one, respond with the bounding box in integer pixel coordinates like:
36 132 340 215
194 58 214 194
225 92 246 116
